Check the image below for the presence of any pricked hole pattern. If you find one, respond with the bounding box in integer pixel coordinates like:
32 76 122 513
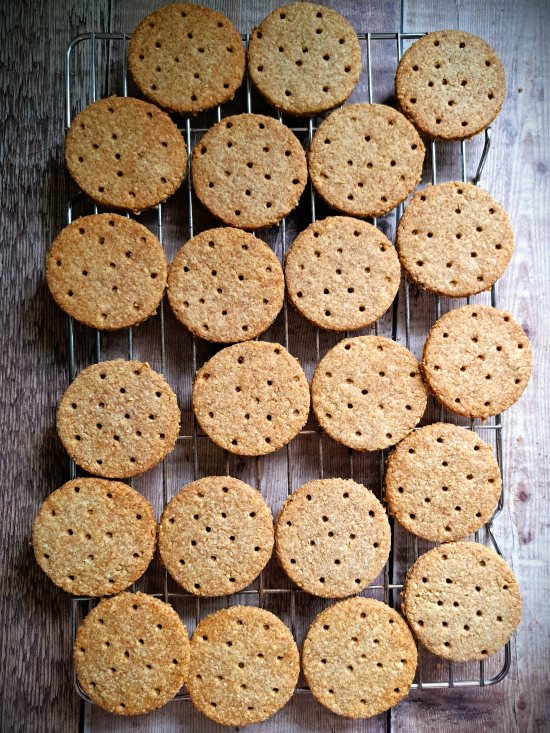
62 31 515 705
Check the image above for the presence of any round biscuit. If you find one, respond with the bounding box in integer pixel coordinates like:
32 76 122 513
187 606 299 726
65 96 187 213
57 359 181 478
191 113 307 229
302 597 418 718
385 423 502 542
421 305 532 418
309 103 425 218
46 214 167 330
402 542 521 661
396 30 506 140
397 182 514 297
192 341 310 456
167 227 284 342
74 592 190 715
128 3 245 114
248 2 361 115
275 479 390 598
312 336 428 451
159 476 274 596
285 216 401 331
33 478 156 596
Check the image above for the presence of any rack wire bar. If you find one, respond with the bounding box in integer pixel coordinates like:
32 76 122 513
65 29 510 709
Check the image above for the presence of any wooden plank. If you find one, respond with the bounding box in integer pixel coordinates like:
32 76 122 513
0 2 110 732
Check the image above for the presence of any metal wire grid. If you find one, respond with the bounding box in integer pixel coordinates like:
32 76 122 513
65 30 510 708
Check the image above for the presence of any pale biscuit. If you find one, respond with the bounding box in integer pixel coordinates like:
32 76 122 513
74 592 190 715
46 214 167 330
396 182 514 297
285 216 401 331
275 479 390 597
396 30 506 140
309 103 425 218
167 227 284 343
385 423 502 542
248 2 361 115
302 597 418 718
187 606 299 726
192 341 310 456
159 476 274 596
421 305 532 418
32 478 156 596
128 3 245 115
65 96 187 213
57 359 180 478
312 336 428 451
402 542 522 661
191 113 307 229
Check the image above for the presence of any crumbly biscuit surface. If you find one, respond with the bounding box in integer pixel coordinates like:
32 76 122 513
159 476 274 596
275 478 390 597
193 341 310 456
57 359 181 478
65 96 186 212
46 214 167 330
191 113 307 229
74 592 190 715
167 227 284 342
422 305 532 418
312 336 428 451
302 597 417 718
188 606 299 726
402 543 521 661
33 478 156 596
396 30 506 140
248 2 361 115
385 423 502 542
309 104 425 218
285 217 400 331
397 182 514 297
128 3 245 114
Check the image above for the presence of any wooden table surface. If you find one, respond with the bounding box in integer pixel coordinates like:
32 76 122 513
1 1 549 731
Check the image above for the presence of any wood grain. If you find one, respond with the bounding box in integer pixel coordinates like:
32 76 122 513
1 1 548 732
0 2 110 733
399 1 550 730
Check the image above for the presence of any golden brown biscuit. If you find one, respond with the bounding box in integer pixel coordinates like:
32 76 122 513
285 217 401 331
385 423 502 542
187 606 299 726
396 182 514 297
248 2 361 115
396 30 506 140
302 597 417 718
309 104 425 218
192 341 310 456
191 114 307 229
167 227 284 342
159 476 274 596
65 96 186 213
74 592 190 715
57 359 180 478
421 305 532 418
275 479 390 597
33 478 156 596
312 336 428 451
46 214 167 330
128 3 245 114
402 543 521 661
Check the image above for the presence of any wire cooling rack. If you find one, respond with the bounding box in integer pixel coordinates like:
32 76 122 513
65 29 510 715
